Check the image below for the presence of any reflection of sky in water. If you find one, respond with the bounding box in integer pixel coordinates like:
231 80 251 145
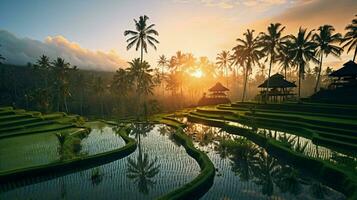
0 124 200 200
183 123 346 200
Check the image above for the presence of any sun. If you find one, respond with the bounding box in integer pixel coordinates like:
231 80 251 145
191 69 203 78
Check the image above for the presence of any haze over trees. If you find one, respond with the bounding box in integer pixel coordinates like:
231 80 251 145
0 15 356 117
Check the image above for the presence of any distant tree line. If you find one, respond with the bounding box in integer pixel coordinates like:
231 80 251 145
0 14 356 117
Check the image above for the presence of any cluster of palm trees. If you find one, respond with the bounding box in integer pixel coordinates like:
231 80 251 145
216 15 357 102
157 52 216 97
29 55 77 112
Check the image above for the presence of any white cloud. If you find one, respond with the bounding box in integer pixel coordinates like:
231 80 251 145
0 30 127 71
174 0 289 9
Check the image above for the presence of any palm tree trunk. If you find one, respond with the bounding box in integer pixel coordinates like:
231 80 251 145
353 46 357 62
298 64 302 102
225 65 229 88
265 54 273 103
242 65 249 102
141 46 144 63
314 54 323 93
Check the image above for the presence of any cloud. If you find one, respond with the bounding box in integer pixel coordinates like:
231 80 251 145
0 30 127 71
253 0 357 33
174 0 289 9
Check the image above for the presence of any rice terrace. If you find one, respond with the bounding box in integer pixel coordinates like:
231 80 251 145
0 0 357 199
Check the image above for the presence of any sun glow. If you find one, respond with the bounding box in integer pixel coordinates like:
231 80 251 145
191 69 203 78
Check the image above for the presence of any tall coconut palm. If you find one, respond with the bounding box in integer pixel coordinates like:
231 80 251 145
313 25 343 92
216 50 231 88
277 41 295 79
157 54 168 75
342 15 357 61
289 28 318 101
172 51 186 98
157 55 168 95
34 55 51 88
260 23 287 102
52 57 75 112
233 29 263 102
112 68 132 97
124 15 159 62
127 58 154 116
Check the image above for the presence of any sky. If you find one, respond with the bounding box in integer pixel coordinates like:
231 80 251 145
0 0 356 71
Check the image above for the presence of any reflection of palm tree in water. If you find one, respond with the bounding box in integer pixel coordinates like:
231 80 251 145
224 138 304 197
127 123 160 194
127 152 160 194
228 138 259 181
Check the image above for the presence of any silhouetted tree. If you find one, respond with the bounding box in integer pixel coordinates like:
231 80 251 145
52 57 76 112
277 41 295 79
289 28 318 100
33 55 51 88
127 58 154 116
260 23 287 102
233 29 263 102
216 50 231 88
124 15 159 62
342 15 357 61
313 25 343 92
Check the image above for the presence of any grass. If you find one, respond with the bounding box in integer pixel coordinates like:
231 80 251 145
0 131 59 172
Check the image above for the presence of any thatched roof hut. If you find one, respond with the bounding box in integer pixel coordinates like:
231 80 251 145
258 73 296 88
329 60 357 78
208 82 229 92
198 82 231 106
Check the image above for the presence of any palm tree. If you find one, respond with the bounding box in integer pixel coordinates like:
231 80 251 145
260 23 287 102
52 57 75 112
216 50 231 88
165 72 180 97
233 29 263 102
157 55 168 95
124 15 159 62
112 68 132 96
277 41 294 79
34 55 51 88
157 54 168 75
342 15 357 61
313 25 343 92
127 58 154 116
289 28 318 101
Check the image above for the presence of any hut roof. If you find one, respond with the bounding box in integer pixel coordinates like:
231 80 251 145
329 60 357 77
209 82 229 92
258 73 296 88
